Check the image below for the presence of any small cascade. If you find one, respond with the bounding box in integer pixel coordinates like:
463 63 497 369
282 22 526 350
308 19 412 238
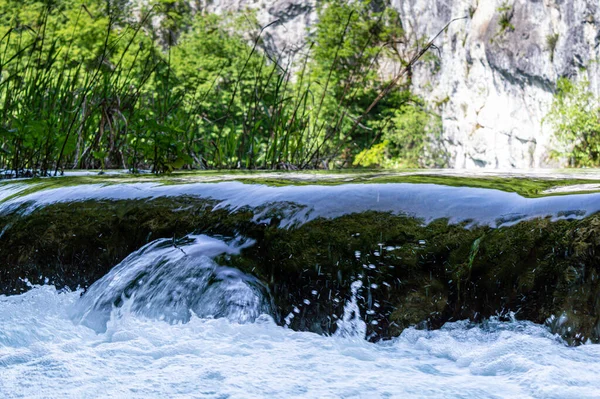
4 175 600 343
335 280 367 339
70 234 273 332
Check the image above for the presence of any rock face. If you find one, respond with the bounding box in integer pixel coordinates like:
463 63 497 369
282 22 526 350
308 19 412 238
197 0 318 60
396 0 600 168
193 0 600 169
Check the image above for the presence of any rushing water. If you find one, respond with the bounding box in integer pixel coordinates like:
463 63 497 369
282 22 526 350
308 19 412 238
70 235 271 333
1 236 600 399
2 285 600 399
3 176 600 398
4 180 600 227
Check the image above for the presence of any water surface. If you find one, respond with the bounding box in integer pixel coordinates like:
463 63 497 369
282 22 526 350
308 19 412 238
2 286 599 399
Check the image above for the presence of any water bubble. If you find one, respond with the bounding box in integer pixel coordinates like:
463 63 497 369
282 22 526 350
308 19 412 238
284 312 294 326
303 299 311 305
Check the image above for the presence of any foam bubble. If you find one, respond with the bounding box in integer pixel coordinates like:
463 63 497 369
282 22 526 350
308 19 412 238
2 286 600 398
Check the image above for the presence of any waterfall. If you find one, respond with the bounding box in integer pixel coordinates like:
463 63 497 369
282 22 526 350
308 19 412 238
69 234 273 332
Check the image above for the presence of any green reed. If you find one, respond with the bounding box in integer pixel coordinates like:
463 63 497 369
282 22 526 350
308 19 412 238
0 1 390 175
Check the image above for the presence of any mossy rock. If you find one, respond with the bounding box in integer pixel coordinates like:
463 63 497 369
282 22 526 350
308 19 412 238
2 182 600 345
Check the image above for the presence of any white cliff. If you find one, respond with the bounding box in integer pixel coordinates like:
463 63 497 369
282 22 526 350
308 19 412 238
395 0 600 168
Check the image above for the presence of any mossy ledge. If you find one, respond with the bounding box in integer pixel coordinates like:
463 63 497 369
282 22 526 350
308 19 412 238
2 185 600 345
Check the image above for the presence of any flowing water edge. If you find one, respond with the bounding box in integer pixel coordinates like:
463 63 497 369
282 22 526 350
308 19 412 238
1 234 600 399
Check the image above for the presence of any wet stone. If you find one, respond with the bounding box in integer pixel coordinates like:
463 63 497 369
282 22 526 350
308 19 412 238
2 175 600 345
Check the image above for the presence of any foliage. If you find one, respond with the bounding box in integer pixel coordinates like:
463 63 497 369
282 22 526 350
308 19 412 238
546 33 559 62
0 0 445 176
497 2 514 32
354 96 445 168
353 140 389 167
308 0 444 167
468 5 477 19
545 77 600 167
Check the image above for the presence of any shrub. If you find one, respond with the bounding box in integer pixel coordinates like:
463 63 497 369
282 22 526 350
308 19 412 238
544 77 600 167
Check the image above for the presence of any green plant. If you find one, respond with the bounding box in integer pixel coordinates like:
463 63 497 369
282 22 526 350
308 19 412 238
497 2 514 32
306 0 447 168
353 140 389 167
547 33 559 61
354 95 446 168
468 5 477 19
0 0 447 175
544 77 600 167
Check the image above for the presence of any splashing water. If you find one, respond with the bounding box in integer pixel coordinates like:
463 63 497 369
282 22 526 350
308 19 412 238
70 234 273 332
3 235 600 397
335 280 367 339
2 286 600 398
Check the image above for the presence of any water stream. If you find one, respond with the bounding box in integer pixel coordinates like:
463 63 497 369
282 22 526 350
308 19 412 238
70 235 271 333
3 174 600 397
2 284 600 398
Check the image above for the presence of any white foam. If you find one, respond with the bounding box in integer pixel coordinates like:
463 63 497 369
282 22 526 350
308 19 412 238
2 286 600 399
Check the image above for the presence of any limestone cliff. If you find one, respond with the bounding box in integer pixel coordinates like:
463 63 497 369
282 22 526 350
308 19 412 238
397 0 600 168
174 0 600 168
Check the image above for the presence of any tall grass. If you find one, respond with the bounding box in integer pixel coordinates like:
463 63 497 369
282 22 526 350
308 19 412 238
0 2 405 176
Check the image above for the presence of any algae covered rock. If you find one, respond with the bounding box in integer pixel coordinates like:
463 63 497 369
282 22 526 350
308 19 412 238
2 173 600 344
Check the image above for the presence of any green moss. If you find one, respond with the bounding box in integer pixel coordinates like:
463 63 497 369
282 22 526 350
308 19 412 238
547 33 559 61
227 211 600 344
0 196 259 294
3 178 600 344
